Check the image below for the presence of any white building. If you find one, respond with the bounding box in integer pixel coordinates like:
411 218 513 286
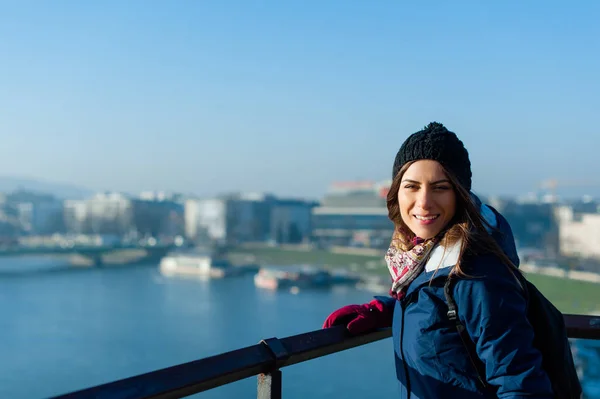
64 193 133 235
63 200 89 234
555 205 600 260
185 193 283 245
184 199 227 243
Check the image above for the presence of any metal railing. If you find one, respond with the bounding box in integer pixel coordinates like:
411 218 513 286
50 314 600 399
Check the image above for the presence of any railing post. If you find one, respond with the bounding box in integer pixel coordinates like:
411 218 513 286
257 370 282 399
258 337 290 399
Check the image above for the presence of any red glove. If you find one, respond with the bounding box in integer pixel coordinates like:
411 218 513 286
322 299 393 335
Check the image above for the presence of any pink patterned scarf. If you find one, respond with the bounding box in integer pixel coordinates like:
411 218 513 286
385 229 440 299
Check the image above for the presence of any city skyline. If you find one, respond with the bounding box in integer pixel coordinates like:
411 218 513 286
1 170 599 201
1 1 600 198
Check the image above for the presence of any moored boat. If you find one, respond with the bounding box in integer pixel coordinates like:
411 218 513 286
254 265 359 290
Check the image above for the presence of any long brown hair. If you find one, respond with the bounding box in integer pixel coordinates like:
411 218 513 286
386 160 518 278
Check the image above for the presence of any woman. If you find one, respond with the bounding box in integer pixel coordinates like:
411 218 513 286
322 122 554 398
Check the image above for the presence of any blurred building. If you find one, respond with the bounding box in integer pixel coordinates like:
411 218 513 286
485 196 559 254
64 193 133 236
185 193 315 246
63 200 88 234
185 194 273 245
138 191 185 203
0 191 65 235
0 195 21 241
185 198 227 244
312 181 394 249
270 199 316 244
225 193 275 245
16 201 64 234
555 205 600 260
131 198 184 239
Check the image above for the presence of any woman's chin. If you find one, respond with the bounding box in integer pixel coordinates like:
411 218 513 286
408 224 444 240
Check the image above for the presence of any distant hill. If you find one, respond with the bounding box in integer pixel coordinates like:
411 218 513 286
0 176 93 200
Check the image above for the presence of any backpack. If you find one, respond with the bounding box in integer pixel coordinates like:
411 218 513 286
444 274 583 399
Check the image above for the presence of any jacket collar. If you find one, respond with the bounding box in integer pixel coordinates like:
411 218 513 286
424 240 461 272
405 240 461 298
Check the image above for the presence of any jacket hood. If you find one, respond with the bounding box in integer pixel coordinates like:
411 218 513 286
471 192 520 268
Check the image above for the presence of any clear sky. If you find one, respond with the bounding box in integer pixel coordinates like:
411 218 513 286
1 1 599 199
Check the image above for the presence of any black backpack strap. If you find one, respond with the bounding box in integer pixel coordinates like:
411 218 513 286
444 276 491 391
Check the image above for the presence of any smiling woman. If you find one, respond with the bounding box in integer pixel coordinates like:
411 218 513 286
322 122 580 398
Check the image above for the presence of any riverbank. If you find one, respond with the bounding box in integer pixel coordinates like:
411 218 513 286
231 245 600 315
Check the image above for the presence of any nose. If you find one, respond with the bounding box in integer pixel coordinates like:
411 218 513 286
416 188 433 210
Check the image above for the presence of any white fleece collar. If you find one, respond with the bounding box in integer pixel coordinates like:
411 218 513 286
423 201 497 272
424 240 462 272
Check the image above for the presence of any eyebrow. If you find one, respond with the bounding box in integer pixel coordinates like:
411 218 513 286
401 179 451 185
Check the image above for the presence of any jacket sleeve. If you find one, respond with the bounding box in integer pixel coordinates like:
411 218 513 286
373 295 396 313
455 259 554 399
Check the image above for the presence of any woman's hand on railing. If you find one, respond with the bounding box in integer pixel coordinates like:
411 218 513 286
322 299 393 335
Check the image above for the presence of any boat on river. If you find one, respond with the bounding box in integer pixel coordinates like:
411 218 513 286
254 265 360 290
160 250 258 278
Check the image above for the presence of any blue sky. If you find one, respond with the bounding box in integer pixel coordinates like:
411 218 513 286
1 1 599 199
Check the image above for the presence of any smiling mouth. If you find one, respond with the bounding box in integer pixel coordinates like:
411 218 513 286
414 215 439 221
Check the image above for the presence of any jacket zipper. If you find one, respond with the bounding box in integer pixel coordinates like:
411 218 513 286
400 277 442 399
400 300 411 399
400 276 447 398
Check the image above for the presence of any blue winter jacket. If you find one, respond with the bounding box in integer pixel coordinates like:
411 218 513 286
376 200 554 399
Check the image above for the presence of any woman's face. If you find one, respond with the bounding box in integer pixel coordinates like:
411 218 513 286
397 160 457 239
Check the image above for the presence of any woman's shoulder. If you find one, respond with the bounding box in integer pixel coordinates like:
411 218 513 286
458 250 523 290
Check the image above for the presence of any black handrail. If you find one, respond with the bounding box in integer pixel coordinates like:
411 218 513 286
49 314 600 399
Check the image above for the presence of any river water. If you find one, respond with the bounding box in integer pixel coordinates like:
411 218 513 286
0 256 597 398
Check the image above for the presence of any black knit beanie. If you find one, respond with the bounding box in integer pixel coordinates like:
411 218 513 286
392 122 472 191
